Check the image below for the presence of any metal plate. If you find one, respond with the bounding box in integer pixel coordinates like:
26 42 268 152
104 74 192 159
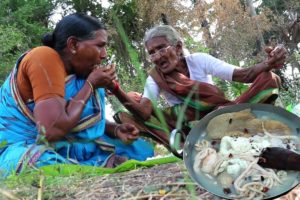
183 103 300 199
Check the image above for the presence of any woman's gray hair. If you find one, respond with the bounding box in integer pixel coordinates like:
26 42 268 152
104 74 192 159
144 25 183 45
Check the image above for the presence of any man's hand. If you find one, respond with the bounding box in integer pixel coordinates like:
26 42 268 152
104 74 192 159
115 123 139 144
264 45 287 70
127 91 142 103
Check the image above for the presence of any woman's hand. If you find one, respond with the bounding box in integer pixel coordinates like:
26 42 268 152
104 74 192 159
115 123 139 144
87 64 117 89
264 45 287 70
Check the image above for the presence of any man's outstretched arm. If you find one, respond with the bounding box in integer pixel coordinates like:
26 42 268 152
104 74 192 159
111 85 153 121
232 45 287 83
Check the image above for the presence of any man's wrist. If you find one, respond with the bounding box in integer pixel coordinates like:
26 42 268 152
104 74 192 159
107 81 120 95
257 60 271 72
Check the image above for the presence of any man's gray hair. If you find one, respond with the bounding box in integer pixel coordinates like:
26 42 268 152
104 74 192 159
144 25 183 45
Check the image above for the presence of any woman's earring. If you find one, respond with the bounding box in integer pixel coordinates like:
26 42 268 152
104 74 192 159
71 50 76 54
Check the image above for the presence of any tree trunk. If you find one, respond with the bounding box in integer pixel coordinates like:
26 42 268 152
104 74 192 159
246 0 265 55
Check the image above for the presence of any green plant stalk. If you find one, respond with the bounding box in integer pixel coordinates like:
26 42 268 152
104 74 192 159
37 175 44 200
176 84 199 130
0 188 20 200
184 176 197 200
111 11 145 83
111 11 169 132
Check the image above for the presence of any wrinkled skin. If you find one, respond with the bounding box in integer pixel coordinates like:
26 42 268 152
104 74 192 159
145 36 185 75
127 91 142 103
264 46 287 69
115 123 139 144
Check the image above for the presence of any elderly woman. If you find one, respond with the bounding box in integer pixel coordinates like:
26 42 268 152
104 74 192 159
0 13 154 177
113 25 287 151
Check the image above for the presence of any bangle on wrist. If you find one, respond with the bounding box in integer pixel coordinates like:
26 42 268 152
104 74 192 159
113 124 121 138
107 81 120 95
86 80 94 93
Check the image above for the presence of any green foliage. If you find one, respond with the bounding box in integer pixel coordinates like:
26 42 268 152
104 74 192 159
260 0 300 17
278 78 300 107
110 0 144 41
295 52 300 61
213 77 249 101
228 82 250 99
0 25 28 83
0 0 54 45
213 58 250 100
258 0 300 105
106 5 147 110
260 0 287 14
184 36 210 54
3 156 179 185
0 25 27 54
56 0 106 18
111 10 146 82
0 0 55 82
286 104 293 112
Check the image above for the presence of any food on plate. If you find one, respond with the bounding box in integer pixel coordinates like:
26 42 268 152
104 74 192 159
258 147 300 171
206 109 255 139
194 111 299 199
193 146 220 174
206 109 291 139
217 171 233 188
247 119 291 136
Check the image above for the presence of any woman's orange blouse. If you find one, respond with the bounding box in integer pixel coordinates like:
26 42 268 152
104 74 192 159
17 46 67 103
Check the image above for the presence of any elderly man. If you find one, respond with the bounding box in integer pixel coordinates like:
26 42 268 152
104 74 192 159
112 25 287 151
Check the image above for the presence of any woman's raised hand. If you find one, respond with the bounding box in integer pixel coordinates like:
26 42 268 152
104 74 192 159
87 64 117 89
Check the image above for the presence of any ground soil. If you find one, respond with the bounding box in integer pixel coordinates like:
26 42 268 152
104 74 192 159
1 161 300 200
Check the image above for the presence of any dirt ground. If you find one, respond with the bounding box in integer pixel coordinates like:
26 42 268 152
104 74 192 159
2 161 300 200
